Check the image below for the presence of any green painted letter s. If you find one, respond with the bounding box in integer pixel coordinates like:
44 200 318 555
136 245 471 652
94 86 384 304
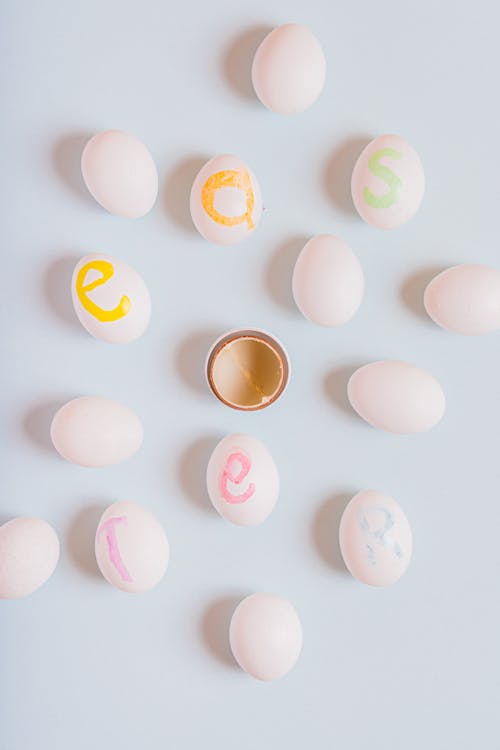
363 148 403 209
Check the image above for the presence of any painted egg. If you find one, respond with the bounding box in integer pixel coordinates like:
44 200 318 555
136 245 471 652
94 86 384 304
347 361 445 434
252 24 326 114
206 434 279 526
206 329 290 411
81 130 158 218
71 254 151 344
229 593 302 680
190 155 262 245
424 264 500 335
339 490 412 586
51 396 143 467
0 518 59 599
351 134 425 229
95 501 169 593
292 235 364 326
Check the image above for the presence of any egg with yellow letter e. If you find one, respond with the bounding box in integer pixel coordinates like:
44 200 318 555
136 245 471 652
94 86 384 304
71 254 151 343
351 134 425 229
190 155 262 245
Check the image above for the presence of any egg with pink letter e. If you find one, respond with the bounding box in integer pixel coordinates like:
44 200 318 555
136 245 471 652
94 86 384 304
206 434 279 526
351 134 425 229
95 501 169 593
339 490 412 586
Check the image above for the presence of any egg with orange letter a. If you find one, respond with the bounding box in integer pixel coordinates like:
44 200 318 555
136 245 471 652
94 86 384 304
206 434 279 526
190 155 262 245
71 254 151 343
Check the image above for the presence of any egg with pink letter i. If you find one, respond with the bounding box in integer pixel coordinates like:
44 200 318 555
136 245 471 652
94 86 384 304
95 502 169 593
339 490 412 587
206 434 279 526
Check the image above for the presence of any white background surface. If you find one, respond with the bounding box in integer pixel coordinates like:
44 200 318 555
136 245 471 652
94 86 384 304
1 1 499 748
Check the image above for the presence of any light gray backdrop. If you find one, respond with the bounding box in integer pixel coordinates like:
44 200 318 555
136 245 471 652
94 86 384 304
1 1 498 748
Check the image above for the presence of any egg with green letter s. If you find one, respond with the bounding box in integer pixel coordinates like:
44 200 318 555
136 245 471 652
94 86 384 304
351 134 425 229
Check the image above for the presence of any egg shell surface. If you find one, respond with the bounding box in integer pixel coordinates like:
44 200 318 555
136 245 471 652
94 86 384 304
81 130 158 218
206 434 279 526
339 490 412 586
347 360 445 434
95 501 169 593
229 593 303 681
0 518 60 599
351 134 425 229
71 254 151 344
190 155 262 245
424 264 500 335
50 396 143 467
292 234 364 326
251 24 326 114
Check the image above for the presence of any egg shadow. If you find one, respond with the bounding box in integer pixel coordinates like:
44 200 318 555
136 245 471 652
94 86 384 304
323 364 364 419
51 132 94 205
178 435 222 513
264 234 309 313
200 595 245 669
174 328 221 394
221 25 273 100
323 135 372 215
312 492 353 573
163 155 209 232
66 503 106 579
44 255 83 331
23 398 70 455
400 265 449 321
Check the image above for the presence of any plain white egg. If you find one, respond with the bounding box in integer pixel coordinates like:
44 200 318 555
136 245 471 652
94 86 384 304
424 264 500 335
0 518 60 599
292 235 364 326
351 134 425 229
51 396 143 467
347 361 445 434
190 155 262 245
229 593 303 680
71 253 151 344
95 501 169 593
339 491 412 586
206 434 279 526
252 24 326 114
81 130 158 218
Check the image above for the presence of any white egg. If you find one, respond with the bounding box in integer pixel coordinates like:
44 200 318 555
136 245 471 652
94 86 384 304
81 130 158 218
229 593 302 680
206 434 279 526
339 491 412 586
51 396 143 467
292 235 364 326
95 501 169 593
0 518 60 599
190 155 262 245
424 264 500 335
71 254 151 344
351 134 425 229
252 24 326 114
347 361 445 434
